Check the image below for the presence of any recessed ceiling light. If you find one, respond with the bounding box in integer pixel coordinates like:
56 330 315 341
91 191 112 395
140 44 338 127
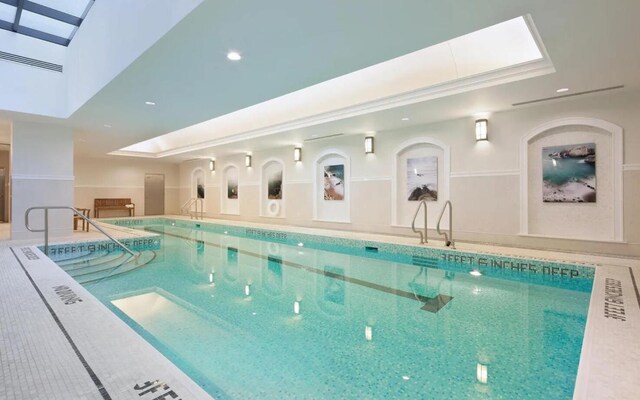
401 117 410 121
556 88 569 93
103 124 112 128
145 101 156 106
227 51 242 61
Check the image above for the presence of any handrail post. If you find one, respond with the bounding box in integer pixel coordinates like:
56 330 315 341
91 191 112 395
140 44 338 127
411 200 428 244
423 201 427 244
44 208 49 255
436 200 455 248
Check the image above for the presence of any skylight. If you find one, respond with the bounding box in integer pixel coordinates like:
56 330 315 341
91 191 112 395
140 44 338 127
0 0 94 46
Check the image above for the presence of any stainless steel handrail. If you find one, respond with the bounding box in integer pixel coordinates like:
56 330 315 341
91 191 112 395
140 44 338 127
181 198 204 220
24 206 138 257
436 200 455 248
411 200 428 244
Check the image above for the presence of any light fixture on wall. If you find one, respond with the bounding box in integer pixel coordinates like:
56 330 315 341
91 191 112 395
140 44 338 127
364 136 375 154
245 154 252 167
294 147 302 162
475 119 488 141
209 159 215 172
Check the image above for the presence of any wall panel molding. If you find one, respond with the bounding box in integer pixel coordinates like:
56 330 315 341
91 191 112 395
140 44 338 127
12 174 75 181
519 117 623 241
450 170 520 178
623 164 640 171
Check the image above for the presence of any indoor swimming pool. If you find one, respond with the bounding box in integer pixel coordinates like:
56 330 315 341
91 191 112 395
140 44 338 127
54 219 594 399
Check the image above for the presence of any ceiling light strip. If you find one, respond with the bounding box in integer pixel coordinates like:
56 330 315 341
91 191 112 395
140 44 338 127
0 50 63 72
512 85 624 106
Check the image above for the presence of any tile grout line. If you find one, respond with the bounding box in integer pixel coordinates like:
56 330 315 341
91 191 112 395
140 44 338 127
629 267 640 309
9 247 113 400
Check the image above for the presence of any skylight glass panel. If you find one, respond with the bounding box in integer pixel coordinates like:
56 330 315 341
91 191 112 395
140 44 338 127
0 3 16 22
20 10 75 39
30 0 92 18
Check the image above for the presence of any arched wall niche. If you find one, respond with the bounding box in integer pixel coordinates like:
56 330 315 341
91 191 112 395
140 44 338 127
221 164 240 215
313 149 351 223
520 117 623 241
260 158 285 218
391 137 450 228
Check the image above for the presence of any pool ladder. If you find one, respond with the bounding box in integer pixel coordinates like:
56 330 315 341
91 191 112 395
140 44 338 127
436 200 455 249
410 200 455 248
181 198 204 220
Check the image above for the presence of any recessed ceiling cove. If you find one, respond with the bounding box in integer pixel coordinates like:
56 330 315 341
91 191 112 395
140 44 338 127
112 15 553 159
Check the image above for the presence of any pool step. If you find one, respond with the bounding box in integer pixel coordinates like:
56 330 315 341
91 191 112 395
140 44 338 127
53 250 109 265
59 251 124 271
412 255 439 268
56 250 157 284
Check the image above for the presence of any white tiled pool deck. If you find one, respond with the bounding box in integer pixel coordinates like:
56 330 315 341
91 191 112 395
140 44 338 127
1 216 639 399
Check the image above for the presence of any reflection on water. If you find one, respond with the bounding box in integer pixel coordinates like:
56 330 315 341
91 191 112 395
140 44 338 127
90 224 591 400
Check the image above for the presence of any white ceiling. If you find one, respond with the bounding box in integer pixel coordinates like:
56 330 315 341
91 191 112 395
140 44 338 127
3 0 640 162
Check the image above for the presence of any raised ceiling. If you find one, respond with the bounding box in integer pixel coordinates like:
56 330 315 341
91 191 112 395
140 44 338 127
3 0 640 161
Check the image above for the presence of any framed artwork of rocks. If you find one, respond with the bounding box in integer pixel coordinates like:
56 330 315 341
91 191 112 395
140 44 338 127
407 156 438 201
542 143 596 203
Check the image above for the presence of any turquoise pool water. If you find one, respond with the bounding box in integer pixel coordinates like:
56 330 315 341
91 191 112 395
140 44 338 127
80 220 592 399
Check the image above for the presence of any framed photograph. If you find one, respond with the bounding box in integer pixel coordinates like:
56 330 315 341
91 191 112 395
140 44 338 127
227 177 238 199
542 143 596 203
267 167 283 199
323 164 344 200
407 156 438 201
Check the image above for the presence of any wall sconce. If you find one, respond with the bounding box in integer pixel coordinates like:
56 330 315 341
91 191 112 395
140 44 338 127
476 363 488 384
475 119 488 141
364 136 374 154
293 147 302 162
245 154 252 167
209 159 215 172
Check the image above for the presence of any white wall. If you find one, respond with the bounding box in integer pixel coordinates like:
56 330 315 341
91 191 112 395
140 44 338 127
177 90 640 257
74 157 180 217
11 122 74 239
0 30 67 117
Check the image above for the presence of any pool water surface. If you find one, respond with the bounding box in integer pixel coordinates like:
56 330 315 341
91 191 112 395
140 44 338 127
79 221 591 399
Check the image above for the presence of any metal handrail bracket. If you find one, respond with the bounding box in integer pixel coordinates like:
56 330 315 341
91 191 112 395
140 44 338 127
411 200 428 244
436 200 455 248
25 206 138 257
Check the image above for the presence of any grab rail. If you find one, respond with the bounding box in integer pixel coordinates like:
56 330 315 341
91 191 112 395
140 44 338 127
436 200 455 248
24 206 138 258
411 200 428 244
181 198 204 220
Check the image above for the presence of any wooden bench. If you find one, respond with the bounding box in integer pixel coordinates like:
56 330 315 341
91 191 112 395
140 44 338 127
94 198 135 218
